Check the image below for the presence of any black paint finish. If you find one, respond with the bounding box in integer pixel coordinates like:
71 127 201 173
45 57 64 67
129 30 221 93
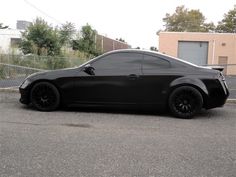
19 49 229 110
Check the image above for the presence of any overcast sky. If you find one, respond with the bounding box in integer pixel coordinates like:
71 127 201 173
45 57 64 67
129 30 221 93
1 0 235 49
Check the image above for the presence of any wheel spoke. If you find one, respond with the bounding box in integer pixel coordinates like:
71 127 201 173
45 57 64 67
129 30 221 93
174 91 196 114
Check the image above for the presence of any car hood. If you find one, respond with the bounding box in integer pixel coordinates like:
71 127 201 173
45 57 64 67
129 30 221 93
26 67 80 81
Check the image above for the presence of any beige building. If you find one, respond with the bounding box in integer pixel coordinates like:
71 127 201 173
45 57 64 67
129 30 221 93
159 32 236 75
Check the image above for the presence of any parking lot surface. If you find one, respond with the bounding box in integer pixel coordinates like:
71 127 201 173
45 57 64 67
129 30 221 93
0 92 235 177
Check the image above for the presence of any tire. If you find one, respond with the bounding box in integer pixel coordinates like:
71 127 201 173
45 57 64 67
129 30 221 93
30 82 60 111
168 86 203 118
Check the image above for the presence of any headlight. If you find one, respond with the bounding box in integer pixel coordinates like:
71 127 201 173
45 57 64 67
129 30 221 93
20 79 31 89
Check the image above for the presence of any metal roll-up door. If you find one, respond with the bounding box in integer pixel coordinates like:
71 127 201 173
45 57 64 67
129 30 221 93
178 41 208 65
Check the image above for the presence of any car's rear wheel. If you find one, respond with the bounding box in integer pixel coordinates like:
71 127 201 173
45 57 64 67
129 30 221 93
168 86 203 118
30 82 60 111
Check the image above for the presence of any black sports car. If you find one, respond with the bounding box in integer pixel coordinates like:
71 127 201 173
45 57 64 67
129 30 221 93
19 49 229 118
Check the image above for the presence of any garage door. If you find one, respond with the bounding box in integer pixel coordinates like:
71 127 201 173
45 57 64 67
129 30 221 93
178 41 208 65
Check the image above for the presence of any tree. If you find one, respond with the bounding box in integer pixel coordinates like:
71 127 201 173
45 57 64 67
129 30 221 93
116 38 126 43
59 22 76 46
163 6 215 32
216 5 236 33
72 23 100 56
20 18 61 56
150 46 158 51
0 23 8 29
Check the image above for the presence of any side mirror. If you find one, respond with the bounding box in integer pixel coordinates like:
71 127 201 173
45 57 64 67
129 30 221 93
83 64 95 75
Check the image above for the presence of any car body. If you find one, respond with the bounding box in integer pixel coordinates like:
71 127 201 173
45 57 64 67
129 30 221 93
19 49 229 118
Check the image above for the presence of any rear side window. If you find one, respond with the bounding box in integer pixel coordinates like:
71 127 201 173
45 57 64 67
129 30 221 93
142 54 170 70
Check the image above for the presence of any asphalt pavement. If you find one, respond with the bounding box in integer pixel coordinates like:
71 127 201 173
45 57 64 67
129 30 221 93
0 92 235 177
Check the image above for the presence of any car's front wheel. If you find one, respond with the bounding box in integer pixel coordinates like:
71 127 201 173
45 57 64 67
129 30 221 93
30 82 60 111
168 86 203 118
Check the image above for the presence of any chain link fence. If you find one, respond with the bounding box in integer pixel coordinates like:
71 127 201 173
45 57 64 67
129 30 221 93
0 54 89 88
0 54 88 70
0 63 45 88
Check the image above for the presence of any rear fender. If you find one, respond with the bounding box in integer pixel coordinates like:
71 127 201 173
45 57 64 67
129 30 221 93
169 77 208 96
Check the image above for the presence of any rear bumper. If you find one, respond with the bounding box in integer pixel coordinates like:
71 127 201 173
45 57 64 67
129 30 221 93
19 88 30 104
205 80 229 109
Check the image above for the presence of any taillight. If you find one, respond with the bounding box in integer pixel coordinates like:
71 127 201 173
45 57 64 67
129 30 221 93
219 72 225 81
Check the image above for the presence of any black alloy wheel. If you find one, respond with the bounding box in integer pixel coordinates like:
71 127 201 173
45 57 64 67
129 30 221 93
30 82 60 111
168 86 203 118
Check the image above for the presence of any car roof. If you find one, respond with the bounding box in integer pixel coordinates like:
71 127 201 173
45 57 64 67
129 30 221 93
105 49 157 55
80 49 198 69
105 49 198 67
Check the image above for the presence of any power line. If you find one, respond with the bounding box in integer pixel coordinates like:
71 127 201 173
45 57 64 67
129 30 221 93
23 0 63 25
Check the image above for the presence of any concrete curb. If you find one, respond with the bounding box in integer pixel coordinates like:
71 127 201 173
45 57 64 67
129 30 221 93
0 87 19 93
226 99 236 104
0 87 236 104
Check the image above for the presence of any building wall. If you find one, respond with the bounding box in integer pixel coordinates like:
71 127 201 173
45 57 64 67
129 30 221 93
159 32 236 75
96 34 131 53
16 20 31 30
0 29 22 53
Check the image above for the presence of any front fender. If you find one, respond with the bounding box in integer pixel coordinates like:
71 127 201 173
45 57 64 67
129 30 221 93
169 77 208 96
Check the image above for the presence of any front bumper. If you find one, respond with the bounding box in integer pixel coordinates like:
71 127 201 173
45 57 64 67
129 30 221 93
19 88 30 104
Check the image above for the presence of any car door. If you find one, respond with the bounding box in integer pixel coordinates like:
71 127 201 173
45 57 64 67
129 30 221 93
140 54 173 104
73 52 143 104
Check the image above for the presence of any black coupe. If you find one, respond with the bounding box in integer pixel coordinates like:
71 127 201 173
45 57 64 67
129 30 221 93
19 49 229 118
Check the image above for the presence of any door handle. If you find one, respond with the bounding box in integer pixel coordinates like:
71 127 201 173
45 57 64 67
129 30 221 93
128 74 139 80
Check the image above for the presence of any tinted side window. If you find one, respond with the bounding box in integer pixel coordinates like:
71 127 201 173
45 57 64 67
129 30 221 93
143 55 170 70
92 52 142 70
